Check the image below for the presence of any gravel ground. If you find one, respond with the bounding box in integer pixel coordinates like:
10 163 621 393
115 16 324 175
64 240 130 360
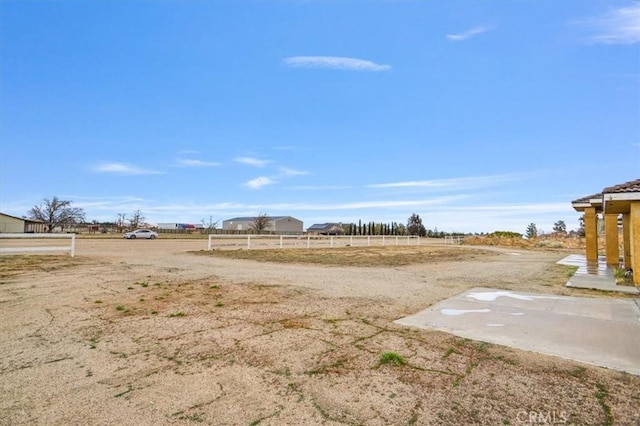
1 239 638 425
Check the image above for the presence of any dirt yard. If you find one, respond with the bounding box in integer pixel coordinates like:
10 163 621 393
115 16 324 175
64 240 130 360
1 239 638 425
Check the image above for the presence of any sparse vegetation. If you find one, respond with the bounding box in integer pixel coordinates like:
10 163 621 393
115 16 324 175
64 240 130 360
379 352 406 366
613 268 633 285
595 383 613 426
194 246 492 267
0 255 84 279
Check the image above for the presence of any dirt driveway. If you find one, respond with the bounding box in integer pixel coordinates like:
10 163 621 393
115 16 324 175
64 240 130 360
1 239 638 425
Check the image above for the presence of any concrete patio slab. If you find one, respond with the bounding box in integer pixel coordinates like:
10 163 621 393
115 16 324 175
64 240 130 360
395 287 640 375
557 254 639 295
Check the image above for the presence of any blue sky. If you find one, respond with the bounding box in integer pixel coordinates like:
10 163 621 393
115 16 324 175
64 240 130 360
1 0 639 233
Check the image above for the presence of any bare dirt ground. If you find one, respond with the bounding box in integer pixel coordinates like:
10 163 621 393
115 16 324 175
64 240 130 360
1 239 639 425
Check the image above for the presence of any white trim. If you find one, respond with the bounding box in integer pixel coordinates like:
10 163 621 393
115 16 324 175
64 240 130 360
603 192 640 202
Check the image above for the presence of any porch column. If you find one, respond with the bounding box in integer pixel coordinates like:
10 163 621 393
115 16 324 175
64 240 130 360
584 207 599 262
604 214 619 266
621 214 631 270
630 202 640 286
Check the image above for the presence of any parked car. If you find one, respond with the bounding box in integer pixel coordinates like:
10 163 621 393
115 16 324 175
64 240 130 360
123 229 158 239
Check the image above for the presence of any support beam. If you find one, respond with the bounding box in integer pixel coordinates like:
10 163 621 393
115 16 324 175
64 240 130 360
630 202 640 286
622 214 631 270
584 207 599 262
604 214 619 266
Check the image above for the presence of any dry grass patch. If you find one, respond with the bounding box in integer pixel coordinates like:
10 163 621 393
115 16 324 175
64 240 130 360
192 245 495 267
0 254 86 280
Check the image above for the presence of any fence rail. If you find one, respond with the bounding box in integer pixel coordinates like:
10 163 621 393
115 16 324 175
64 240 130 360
0 233 76 257
444 235 465 244
207 234 421 250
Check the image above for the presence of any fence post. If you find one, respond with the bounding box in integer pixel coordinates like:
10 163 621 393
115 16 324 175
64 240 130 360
396 236 399 246
71 233 76 257
330 236 334 248
247 235 251 249
307 235 310 249
280 235 283 248
208 235 213 250
367 236 370 246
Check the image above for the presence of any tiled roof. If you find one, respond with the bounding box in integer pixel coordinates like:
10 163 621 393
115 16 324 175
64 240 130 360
571 193 602 204
602 179 640 194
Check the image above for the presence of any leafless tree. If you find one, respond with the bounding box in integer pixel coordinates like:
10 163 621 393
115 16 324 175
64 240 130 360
201 216 219 233
116 213 127 232
28 196 86 233
128 210 145 230
250 213 272 234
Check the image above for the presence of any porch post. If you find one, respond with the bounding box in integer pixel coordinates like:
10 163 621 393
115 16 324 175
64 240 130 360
604 214 619 266
621 214 631 270
584 207 599 262
630 202 640 286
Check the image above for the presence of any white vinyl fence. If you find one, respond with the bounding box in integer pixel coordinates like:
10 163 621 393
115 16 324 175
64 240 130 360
208 234 421 250
444 235 465 244
0 233 76 257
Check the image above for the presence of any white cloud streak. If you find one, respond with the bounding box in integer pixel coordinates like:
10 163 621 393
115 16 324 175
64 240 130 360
584 4 640 44
93 162 164 175
234 156 271 167
279 167 308 177
446 26 491 41
283 56 391 71
175 158 221 167
368 174 519 190
245 177 276 189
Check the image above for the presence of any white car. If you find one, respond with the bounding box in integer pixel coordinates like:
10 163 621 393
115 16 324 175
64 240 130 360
123 229 158 239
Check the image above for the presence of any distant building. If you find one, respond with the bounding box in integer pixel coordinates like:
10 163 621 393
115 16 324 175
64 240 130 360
0 212 47 233
306 223 345 235
222 216 303 234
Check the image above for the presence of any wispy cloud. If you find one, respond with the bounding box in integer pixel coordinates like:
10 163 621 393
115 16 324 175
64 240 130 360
93 162 163 175
446 26 491 41
245 177 276 189
175 158 221 167
279 167 308 177
283 56 391 71
582 4 640 44
287 185 351 191
368 174 519 190
234 156 271 167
